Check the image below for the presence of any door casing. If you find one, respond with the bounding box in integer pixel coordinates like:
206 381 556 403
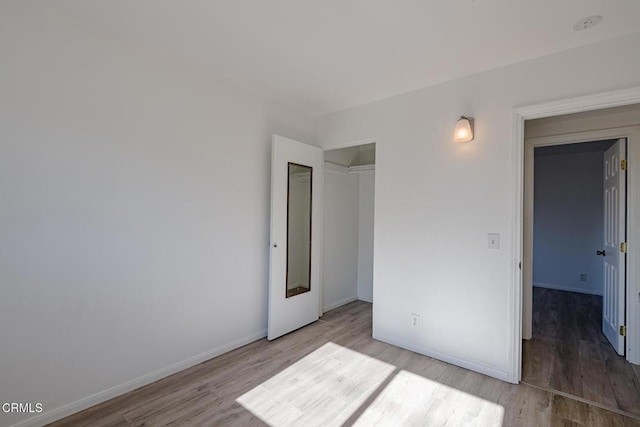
513 119 640 383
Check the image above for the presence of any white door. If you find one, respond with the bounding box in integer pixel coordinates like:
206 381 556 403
268 135 323 340
602 138 626 355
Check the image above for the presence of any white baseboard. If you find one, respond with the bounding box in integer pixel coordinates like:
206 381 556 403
323 295 358 312
12 329 267 427
373 332 511 384
357 295 373 303
533 282 602 296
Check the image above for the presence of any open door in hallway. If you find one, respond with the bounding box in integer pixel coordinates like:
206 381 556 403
602 138 627 355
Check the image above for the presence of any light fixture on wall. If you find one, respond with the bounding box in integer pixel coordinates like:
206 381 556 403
454 116 474 143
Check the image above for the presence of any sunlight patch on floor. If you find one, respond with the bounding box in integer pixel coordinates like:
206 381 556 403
236 342 395 426
237 342 505 426
353 370 505 426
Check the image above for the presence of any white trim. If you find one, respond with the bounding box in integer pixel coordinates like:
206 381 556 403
349 164 375 173
321 138 376 151
515 87 640 120
374 333 510 383
511 85 640 383
522 140 534 341
11 330 268 427
323 295 358 312
508 110 525 383
533 282 603 297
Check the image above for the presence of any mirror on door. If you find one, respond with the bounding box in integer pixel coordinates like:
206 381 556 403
286 162 312 298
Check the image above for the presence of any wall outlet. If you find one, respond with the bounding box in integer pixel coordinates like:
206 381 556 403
410 313 420 327
580 273 587 282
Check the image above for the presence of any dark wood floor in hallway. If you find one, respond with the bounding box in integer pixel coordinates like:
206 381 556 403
49 300 640 426
523 287 640 418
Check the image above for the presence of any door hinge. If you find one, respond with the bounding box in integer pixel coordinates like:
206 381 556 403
620 325 627 336
621 159 627 171
621 242 628 253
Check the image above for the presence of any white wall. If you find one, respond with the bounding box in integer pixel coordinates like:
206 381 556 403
0 3 314 426
322 164 359 311
315 31 640 381
357 170 375 303
533 151 604 295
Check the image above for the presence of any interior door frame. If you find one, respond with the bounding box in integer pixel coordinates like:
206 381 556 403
510 86 640 383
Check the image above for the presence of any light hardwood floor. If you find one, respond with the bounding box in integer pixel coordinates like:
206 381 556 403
49 301 639 426
523 287 640 419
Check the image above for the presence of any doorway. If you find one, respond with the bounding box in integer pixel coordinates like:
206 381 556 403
522 137 640 414
519 106 640 415
321 143 375 316
534 139 624 350
520 106 640 365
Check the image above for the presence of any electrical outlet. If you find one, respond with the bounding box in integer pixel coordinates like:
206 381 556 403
410 313 420 327
580 273 587 282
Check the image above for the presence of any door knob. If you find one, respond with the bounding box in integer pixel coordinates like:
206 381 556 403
596 250 606 256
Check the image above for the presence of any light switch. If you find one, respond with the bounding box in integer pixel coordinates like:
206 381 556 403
488 233 500 250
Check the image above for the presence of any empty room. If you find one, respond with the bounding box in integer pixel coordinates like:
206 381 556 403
2 1 640 426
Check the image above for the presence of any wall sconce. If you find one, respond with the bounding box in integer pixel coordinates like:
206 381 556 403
454 116 474 143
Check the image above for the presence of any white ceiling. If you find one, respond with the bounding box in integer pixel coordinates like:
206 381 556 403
41 0 640 115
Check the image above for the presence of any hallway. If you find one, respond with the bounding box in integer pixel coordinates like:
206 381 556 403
523 287 640 418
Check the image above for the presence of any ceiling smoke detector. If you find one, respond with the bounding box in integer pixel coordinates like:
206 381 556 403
573 15 603 31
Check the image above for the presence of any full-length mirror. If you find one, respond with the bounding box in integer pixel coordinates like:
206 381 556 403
286 163 312 298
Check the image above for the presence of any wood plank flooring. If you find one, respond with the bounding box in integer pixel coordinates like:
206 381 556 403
49 301 639 426
523 287 640 419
